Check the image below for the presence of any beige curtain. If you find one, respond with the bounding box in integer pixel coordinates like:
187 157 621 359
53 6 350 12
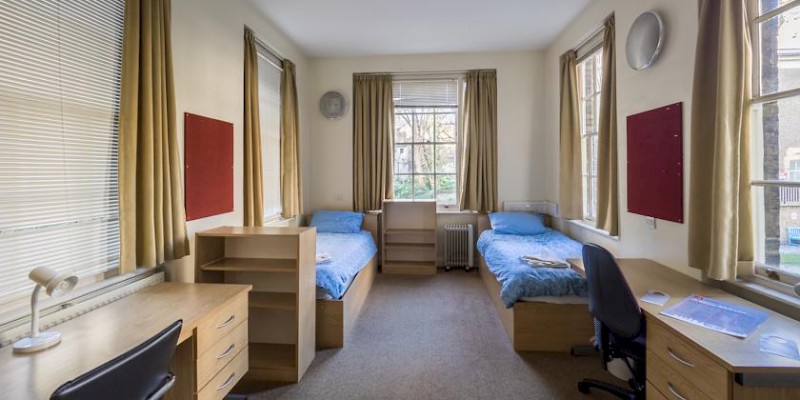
689 0 753 280
280 60 302 218
558 51 582 220
243 29 264 227
119 0 188 272
353 74 394 212
596 17 619 236
459 70 498 213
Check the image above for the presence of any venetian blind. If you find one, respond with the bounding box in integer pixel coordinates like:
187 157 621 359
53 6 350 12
257 46 283 220
0 0 125 305
393 79 460 107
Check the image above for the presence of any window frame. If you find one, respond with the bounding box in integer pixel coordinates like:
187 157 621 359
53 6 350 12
391 76 464 206
747 0 800 293
255 42 285 224
576 44 604 223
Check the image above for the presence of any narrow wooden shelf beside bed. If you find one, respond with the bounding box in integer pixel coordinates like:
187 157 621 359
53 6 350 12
195 226 316 384
382 200 437 275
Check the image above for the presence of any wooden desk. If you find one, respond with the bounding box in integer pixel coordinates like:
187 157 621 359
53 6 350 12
568 258 800 399
0 282 251 400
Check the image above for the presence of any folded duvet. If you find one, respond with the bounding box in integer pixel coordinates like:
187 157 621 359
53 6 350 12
477 229 587 308
316 231 377 300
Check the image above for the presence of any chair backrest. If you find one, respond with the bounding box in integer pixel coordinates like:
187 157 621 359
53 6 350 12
51 320 183 400
582 244 642 339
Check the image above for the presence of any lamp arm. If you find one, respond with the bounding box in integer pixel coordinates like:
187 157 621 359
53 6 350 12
30 285 41 338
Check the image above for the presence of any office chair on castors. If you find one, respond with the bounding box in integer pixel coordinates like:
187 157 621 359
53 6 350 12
51 320 183 400
578 244 645 400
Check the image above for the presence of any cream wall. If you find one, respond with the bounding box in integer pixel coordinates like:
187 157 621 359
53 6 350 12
307 51 546 212
544 0 700 278
166 0 312 282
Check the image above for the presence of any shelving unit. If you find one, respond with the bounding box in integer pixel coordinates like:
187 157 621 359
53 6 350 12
195 226 316 384
382 200 437 274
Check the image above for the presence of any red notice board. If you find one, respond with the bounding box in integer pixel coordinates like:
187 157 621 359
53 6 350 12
626 102 684 223
184 113 233 221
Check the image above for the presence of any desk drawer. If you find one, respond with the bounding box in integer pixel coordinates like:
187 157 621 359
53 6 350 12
647 382 669 400
197 293 248 353
197 320 248 390
648 321 729 399
197 346 248 400
648 351 714 400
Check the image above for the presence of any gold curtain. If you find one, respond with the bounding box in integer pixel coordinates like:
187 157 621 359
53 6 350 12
353 74 394 212
558 51 582 220
689 0 753 280
119 0 188 272
459 69 498 213
280 60 302 218
243 29 264 227
596 16 619 236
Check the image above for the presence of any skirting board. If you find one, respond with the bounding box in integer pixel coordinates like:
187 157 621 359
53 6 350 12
478 256 595 352
316 256 377 348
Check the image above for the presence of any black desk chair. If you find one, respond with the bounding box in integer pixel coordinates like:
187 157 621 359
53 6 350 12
578 244 645 400
51 320 183 400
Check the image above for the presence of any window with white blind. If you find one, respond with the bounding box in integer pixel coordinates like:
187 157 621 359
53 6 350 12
257 46 283 221
0 1 125 312
577 47 603 222
392 78 461 204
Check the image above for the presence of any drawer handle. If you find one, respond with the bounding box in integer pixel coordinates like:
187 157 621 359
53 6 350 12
216 343 236 360
667 347 695 368
217 372 236 391
667 382 688 400
216 314 236 330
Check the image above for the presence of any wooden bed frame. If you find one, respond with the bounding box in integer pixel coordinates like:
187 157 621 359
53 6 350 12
477 214 594 352
310 211 381 349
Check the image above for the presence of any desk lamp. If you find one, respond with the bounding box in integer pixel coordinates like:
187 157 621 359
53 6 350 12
13 267 78 353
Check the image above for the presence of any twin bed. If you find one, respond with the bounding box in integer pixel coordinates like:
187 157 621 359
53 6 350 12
476 212 595 352
310 211 380 349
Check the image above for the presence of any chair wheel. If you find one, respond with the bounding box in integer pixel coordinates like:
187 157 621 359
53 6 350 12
577 382 591 394
445 266 451 272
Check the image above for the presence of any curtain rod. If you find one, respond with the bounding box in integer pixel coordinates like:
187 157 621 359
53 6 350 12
355 69 469 77
244 25 286 62
572 13 614 53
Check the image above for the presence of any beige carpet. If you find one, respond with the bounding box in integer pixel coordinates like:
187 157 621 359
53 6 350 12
251 271 621 400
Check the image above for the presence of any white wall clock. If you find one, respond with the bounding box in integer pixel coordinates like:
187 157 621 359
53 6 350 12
319 91 348 120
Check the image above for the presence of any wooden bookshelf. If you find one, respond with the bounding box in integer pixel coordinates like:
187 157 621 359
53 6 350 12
195 226 316 384
381 200 437 275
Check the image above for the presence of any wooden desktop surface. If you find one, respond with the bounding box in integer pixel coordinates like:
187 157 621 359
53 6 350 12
0 282 251 400
568 258 800 376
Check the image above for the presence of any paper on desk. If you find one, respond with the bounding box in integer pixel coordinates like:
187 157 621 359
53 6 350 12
660 295 770 338
640 290 670 306
760 335 800 361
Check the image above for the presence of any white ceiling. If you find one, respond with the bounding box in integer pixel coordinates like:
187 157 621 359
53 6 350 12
248 0 592 58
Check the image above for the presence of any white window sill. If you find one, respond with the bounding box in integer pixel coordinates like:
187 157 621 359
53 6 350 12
566 219 619 240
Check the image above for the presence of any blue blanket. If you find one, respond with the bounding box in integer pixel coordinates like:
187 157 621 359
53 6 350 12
477 229 587 308
316 231 377 300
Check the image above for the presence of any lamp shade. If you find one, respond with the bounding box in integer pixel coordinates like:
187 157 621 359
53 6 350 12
28 267 78 297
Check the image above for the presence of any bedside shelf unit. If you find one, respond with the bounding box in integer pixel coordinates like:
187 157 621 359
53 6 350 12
382 201 437 275
195 226 316 384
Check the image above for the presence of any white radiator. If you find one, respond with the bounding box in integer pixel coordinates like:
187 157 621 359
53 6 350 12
444 224 474 271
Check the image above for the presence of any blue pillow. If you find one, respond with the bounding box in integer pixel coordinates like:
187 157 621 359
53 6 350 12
488 212 547 235
310 210 364 233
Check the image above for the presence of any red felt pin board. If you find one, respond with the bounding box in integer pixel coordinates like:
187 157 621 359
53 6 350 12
184 113 233 221
626 102 684 223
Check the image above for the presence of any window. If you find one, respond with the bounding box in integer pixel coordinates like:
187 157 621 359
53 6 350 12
577 48 603 221
0 1 125 312
392 79 461 204
750 0 800 285
257 45 283 221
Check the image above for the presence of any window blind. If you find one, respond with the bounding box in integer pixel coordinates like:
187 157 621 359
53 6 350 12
393 79 460 107
257 47 283 220
0 0 125 306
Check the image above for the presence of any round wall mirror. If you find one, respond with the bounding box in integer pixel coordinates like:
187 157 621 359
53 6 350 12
626 11 664 70
319 91 348 120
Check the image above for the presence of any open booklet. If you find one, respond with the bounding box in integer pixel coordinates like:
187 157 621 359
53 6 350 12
518 256 568 269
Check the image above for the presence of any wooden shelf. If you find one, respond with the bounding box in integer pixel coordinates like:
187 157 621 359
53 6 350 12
385 228 435 235
384 242 435 249
249 292 296 310
249 343 296 370
382 260 436 275
201 258 297 273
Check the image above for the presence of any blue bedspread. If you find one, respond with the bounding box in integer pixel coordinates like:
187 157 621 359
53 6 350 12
477 229 587 308
316 231 377 300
